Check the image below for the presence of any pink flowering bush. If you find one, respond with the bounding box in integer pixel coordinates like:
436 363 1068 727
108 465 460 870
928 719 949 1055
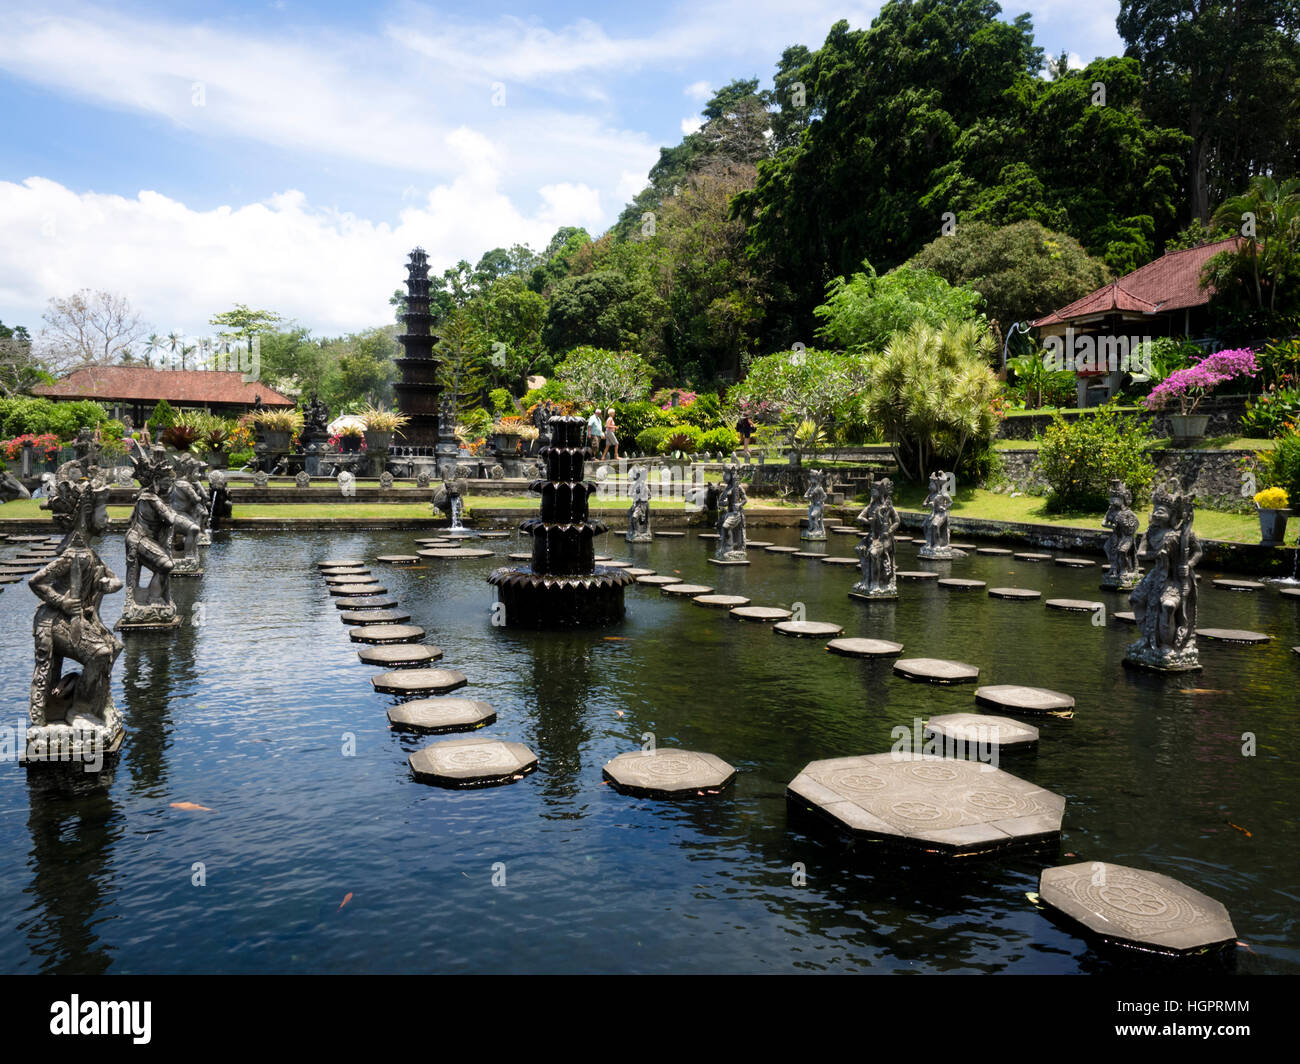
2 432 61 460
1144 347 1258 415
652 388 698 410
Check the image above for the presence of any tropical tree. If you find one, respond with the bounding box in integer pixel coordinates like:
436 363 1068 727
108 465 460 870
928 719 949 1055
1204 175 1300 325
554 347 654 408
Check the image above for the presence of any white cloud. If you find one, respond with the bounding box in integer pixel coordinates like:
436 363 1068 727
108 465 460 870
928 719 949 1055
681 116 704 136
684 80 712 100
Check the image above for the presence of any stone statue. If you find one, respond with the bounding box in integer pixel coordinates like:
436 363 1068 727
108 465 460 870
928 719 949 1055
1 469 32 503
627 464 652 542
379 470 395 490
918 470 963 559
802 470 827 540
433 477 464 528
416 470 432 489
337 470 356 497
295 470 311 488
714 463 748 561
1101 479 1141 590
118 447 197 629
252 470 270 489
853 477 900 599
207 470 233 531
169 454 209 574
27 469 124 761
1126 486 1202 672
304 393 329 437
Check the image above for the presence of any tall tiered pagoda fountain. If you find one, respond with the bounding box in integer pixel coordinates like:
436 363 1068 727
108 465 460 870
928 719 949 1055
488 416 633 626
394 248 443 449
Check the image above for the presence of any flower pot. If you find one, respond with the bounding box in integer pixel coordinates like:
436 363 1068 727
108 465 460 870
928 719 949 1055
340 435 362 454
261 430 291 452
1168 414 1210 441
1258 507 1291 547
207 451 228 470
365 430 393 452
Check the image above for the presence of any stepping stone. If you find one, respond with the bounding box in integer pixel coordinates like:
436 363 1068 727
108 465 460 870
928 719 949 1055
893 535 913 543
625 568 656 577
508 552 532 561
896 570 939 580
950 542 977 550
0 574 22 583
321 566 369 576
1039 862 1236 956
655 531 686 537
774 620 844 638
787 753 1064 856
349 624 426 645
1054 557 1095 568
976 547 1014 556
409 737 537 788
441 528 479 538
7 535 51 543
636 574 679 586
893 658 979 684
0 564 40 574
603 749 736 797
818 556 859 566
1197 628 1271 645
371 668 468 696
1280 587 1300 599
826 637 903 658
792 551 825 559
988 587 1041 600
938 578 986 591
376 554 420 565
326 573 379 585
829 528 860 535
357 644 443 668
661 583 713 596
340 608 411 625
974 685 1074 715
706 556 751 566
319 559 365 568
478 532 511 539
415 538 453 546
730 606 793 622
925 713 1039 751
764 546 800 554
328 583 386 596
1045 598 1103 612
1212 578 1266 592
594 555 613 561
334 595 399 610
693 594 751 608
1112 611 1136 624
388 698 496 734
601 561 633 568
746 540 774 547
1014 552 1052 562
418 548 495 559
697 534 719 541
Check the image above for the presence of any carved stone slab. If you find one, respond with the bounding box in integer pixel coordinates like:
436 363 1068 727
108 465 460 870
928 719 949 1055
745 540 774 547
893 658 979 684
788 753 1065 856
388 698 495 734
508 552 533 561
654 531 686 537
372 668 468 695
974 685 1075 715
357 644 443 667
826 637 903 658
409 736 537 787
1112 611 1137 624
1039 862 1236 955
603 749 736 797
925 713 1038 750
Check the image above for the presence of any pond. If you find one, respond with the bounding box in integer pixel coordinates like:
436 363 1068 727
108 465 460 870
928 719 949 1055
1 526 1297 974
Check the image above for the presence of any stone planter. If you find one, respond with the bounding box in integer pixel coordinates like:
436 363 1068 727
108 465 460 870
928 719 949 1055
260 429 291 452
340 435 363 454
1168 414 1210 442
1258 507 1291 547
365 430 393 453
207 451 228 470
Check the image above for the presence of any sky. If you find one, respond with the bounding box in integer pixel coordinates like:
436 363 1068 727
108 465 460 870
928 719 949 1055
0 0 1124 342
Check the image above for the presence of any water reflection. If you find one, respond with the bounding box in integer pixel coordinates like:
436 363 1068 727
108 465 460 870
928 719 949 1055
119 601 198 792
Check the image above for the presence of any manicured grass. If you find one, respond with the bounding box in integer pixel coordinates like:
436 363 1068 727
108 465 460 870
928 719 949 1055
995 435 1276 452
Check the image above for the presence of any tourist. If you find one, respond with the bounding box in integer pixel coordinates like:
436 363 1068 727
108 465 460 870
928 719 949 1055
736 412 755 459
586 408 603 452
603 408 620 461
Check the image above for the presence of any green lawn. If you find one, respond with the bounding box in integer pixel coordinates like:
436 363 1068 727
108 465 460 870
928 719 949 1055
995 436 1276 452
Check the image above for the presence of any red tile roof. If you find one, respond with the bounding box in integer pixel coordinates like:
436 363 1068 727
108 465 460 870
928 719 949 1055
1033 238 1247 327
32 365 295 407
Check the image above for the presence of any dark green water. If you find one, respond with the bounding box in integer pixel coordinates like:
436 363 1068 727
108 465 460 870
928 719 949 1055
0 526 1296 974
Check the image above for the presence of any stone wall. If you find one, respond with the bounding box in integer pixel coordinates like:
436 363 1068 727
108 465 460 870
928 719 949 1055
997 394 1250 440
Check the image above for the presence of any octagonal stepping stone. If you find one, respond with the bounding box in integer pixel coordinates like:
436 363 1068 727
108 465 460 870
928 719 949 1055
602 560 632 568
441 528 479 537
478 532 511 539
16 553 54 562
418 548 495 559
350 624 426 645
787 753 1064 856
925 713 1038 752
357 643 443 668
372 668 467 696
340 608 411 625
730 605 793 622
1112 611 1136 624
409 737 537 788
950 542 977 551
508 552 532 561
1045 598 1103 612
0 573 23 583
625 568 656 577
415 538 453 546
1039 862 1236 956
765 545 800 554
896 570 939 580
976 546 1014 556
988 587 1041 600
328 582 387 597
1014 552 1052 562
8 535 52 543
826 637 903 658
791 551 825 560
1212 578 1266 592
0 564 40 574
696 534 719 541
829 527 859 535
1054 557 1095 568
893 535 914 543
636 574 679 586
693 593 751 608
319 559 365 569
819 556 859 566
326 573 380 585
893 658 979 684
661 583 713 596
1279 587 1300 599
388 697 495 734
376 554 420 565
1197 627 1271 645
655 531 686 537
938 578 985 591
774 620 844 638
335 595 399 610
594 555 613 561
746 540 774 547
974 685 1074 716
320 566 369 576
603 749 736 797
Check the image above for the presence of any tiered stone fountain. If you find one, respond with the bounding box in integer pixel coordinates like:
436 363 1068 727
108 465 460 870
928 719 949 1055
487 416 633 626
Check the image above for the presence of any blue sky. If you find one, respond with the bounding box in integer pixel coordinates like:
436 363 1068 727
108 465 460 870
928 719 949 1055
0 1 1124 340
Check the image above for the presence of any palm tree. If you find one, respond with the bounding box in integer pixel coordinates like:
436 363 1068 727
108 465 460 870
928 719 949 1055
1210 175 1300 312
166 330 185 370
143 333 162 368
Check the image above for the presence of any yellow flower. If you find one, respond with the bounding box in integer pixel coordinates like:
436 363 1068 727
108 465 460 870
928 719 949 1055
1254 487 1289 509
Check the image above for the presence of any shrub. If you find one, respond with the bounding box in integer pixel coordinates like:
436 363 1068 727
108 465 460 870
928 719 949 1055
1259 429 1300 505
683 392 725 430
611 401 665 442
660 425 703 454
635 426 673 455
1239 384 1300 438
147 399 178 434
1039 406 1155 512
521 379 570 409
0 397 108 438
699 427 740 453
488 388 517 416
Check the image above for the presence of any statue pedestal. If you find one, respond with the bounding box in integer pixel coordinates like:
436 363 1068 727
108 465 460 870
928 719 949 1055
626 530 653 543
849 587 898 601
709 554 750 565
918 546 966 560
23 720 123 766
801 531 827 541
1123 642 1202 672
1100 572 1141 591
116 605 182 631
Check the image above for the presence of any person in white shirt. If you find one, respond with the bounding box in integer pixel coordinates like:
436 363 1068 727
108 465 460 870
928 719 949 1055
586 409 603 452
